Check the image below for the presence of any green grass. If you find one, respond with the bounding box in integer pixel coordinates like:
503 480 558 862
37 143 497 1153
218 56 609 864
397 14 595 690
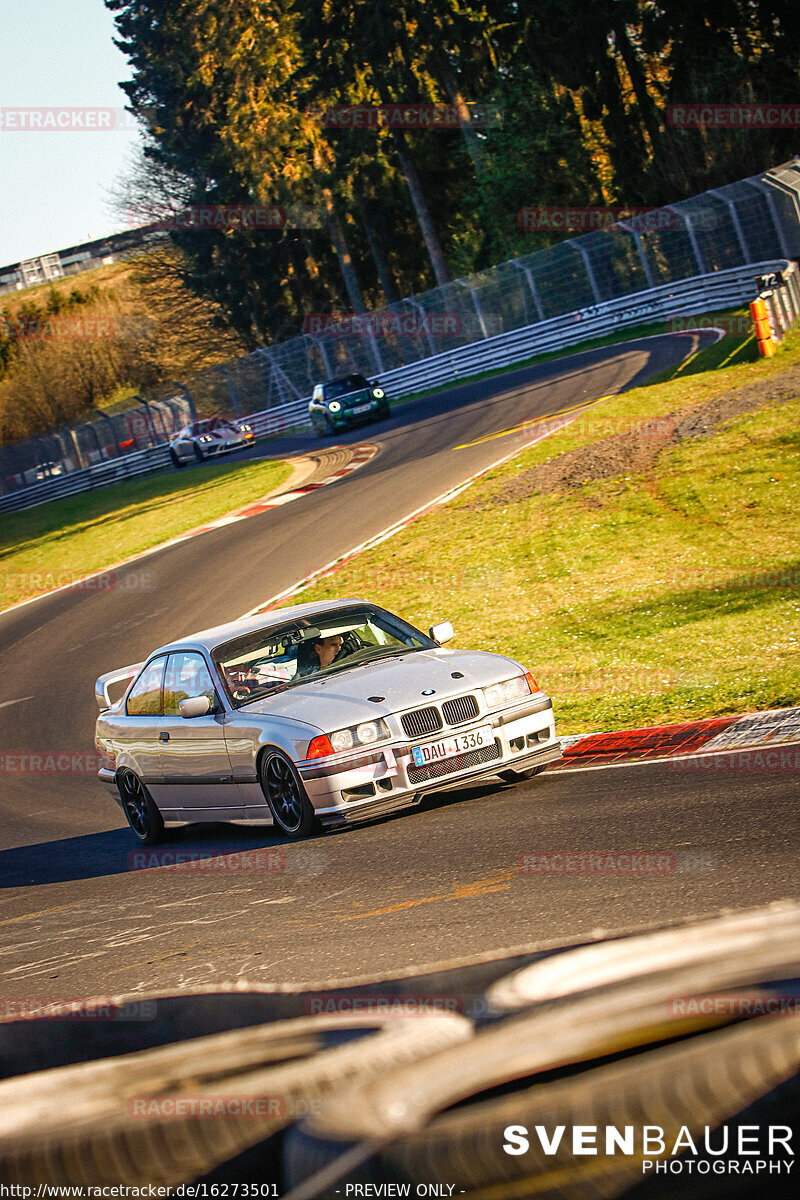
0 456 292 611
295 326 800 734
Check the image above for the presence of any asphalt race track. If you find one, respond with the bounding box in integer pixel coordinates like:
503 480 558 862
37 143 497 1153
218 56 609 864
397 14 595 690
2 332 797 998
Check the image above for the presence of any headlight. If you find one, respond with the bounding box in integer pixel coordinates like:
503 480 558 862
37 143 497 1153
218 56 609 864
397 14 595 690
372 387 385 398
328 401 342 412
239 424 251 432
328 718 390 755
198 436 212 443
483 674 535 708
331 728 353 752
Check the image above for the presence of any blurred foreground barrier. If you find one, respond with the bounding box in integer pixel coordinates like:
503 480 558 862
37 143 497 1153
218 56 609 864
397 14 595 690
0 1011 470 1187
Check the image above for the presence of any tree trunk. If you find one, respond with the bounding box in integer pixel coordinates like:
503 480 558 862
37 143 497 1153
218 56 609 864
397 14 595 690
612 19 662 154
438 58 485 177
323 188 366 312
362 207 401 305
390 130 450 287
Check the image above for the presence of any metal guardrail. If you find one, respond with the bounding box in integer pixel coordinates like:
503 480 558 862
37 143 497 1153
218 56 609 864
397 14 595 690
1 258 797 516
373 258 799 398
0 402 312 515
0 445 173 514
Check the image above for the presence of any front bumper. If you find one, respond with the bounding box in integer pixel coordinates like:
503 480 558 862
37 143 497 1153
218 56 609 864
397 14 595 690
299 696 560 827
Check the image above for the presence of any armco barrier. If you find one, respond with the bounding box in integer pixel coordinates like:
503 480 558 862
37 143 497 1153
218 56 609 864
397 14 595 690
0 399 311 515
1 259 796 516
373 257 799 398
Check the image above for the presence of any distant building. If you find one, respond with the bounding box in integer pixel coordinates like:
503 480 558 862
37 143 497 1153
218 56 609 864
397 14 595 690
0 225 165 295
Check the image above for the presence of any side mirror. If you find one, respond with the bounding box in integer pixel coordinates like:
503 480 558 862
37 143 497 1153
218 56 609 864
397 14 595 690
179 695 212 718
429 621 454 645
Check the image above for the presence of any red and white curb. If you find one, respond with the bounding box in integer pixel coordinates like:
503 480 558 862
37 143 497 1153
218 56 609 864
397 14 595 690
3 445 377 616
555 705 800 772
175 443 376 535
247 411 580 615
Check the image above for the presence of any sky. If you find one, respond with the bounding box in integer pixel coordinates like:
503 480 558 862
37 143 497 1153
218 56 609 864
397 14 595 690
0 0 144 266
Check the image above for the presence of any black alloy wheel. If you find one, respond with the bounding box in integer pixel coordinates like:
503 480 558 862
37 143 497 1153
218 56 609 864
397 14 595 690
118 770 165 845
260 750 318 838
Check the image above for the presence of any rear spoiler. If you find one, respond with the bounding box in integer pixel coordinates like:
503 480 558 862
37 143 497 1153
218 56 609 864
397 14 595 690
95 662 143 710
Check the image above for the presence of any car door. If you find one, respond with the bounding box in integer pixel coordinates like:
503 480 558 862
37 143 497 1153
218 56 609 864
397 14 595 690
157 651 243 821
118 656 170 804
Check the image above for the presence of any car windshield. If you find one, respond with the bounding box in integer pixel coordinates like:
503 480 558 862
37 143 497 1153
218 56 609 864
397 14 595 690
191 418 231 434
324 375 370 399
214 606 434 706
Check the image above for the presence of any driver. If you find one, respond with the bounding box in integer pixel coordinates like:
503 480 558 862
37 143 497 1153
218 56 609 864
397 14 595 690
297 633 345 677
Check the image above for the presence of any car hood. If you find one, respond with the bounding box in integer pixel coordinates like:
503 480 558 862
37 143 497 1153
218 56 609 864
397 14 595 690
334 387 370 406
236 648 526 729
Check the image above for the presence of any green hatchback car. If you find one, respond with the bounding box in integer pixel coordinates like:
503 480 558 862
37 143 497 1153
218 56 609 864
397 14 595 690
308 373 391 437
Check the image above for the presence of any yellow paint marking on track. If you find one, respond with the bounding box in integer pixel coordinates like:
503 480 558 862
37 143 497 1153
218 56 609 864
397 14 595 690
449 872 515 900
717 332 755 370
338 895 446 921
338 871 518 921
0 904 79 927
455 396 613 450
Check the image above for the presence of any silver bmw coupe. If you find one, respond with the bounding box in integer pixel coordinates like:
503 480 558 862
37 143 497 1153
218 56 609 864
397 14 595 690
94 599 561 842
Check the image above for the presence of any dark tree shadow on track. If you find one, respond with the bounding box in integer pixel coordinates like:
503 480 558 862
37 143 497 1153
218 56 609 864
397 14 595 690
0 771 549 887
0 822 297 888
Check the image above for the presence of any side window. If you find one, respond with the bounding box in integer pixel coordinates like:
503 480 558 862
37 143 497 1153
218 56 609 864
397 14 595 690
126 658 166 716
163 652 218 717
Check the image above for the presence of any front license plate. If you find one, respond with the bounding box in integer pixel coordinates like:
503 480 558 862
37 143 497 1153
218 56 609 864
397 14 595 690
412 724 494 766
351 403 374 414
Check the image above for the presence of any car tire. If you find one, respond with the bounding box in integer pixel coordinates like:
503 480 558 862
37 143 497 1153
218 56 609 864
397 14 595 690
169 449 185 469
320 414 335 437
117 770 165 845
259 749 318 838
193 443 205 462
499 765 547 782
377 402 390 421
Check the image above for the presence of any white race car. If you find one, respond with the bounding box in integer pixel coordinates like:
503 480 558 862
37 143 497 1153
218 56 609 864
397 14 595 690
169 417 254 466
